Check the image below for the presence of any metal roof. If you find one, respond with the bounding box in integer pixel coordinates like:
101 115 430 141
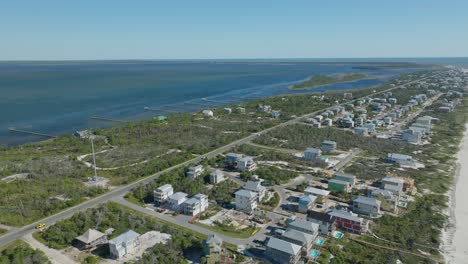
109 230 140 246
76 229 106 244
304 187 330 196
235 189 257 198
282 229 314 245
353 196 380 207
266 237 302 256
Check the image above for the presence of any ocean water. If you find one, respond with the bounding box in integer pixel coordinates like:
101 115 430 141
1 58 464 146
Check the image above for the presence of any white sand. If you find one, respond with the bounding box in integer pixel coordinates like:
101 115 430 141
443 123 468 263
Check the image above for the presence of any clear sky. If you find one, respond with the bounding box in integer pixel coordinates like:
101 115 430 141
1 0 467 60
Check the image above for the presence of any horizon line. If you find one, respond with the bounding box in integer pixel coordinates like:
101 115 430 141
0 56 467 63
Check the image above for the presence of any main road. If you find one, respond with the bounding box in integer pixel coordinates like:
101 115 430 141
0 71 440 248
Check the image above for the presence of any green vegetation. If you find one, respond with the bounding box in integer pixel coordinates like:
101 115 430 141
37 202 204 262
291 73 367 90
0 240 50 264
254 125 416 156
240 165 299 185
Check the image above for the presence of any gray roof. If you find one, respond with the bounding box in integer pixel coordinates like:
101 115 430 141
328 179 350 186
299 194 317 204
388 153 413 160
109 230 140 246
266 237 302 256
288 219 319 233
382 177 404 184
76 229 106 244
304 187 330 196
282 229 314 245
156 184 173 192
354 196 381 207
305 147 321 154
322 140 337 145
169 192 188 201
235 189 257 198
183 197 200 206
328 209 363 223
245 181 265 192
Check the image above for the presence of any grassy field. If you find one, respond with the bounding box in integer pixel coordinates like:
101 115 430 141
193 222 260 239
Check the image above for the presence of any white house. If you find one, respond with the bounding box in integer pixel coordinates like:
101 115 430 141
304 147 322 162
402 129 422 144
209 169 225 184
354 127 369 136
202 110 214 117
321 140 337 152
381 176 404 195
153 184 174 205
235 189 258 213
167 192 188 211
187 165 204 179
272 110 281 119
182 193 209 216
352 196 381 218
244 180 266 201
387 153 416 167
109 230 140 259
237 156 257 172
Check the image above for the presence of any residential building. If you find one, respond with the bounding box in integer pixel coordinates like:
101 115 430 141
370 189 398 213
153 184 174 205
258 104 272 112
383 116 393 125
182 193 209 216
244 180 266 201
224 108 232 114
209 169 225 184
237 156 257 172
225 153 240 168
306 210 336 235
298 194 317 213
343 93 353 100
167 192 188 211
108 230 140 259
287 217 319 238
203 234 223 256
333 172 357 187
354 127 369 136
187 165 204 179
235 189 258 213
304 147 322 162
265 237 302 264
328 179 351 193
388 98 397 104
236 107 245 113
352 196 381 217
381 176 404 195
304 187 330 197
321 140 337 152
322 118 333 127
402 129 422 144
75 229 107 249
281 229 314 253
202 110 214 117
364 123 376 133
328 210 369 234
387 153 416 167
272 110 281 119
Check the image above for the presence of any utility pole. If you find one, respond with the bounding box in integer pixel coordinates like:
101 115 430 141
91 138 98 180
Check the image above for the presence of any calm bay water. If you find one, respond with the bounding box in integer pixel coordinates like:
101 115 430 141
1 58 465 146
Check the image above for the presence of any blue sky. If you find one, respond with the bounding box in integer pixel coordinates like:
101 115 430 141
1 0 467 60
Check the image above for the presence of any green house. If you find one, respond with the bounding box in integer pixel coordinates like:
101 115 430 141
328 179 351 193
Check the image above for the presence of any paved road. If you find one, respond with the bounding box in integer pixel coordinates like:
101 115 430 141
333 148 363 171
112 196 269 247
0 72 440 248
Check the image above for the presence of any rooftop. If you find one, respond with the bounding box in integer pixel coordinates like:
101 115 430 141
282 229 314 245
76 229 106 244
354 196 381 207
169 192 188 200
266 237 302 256
235 189 257 198
305 187 330 196
109 230 140 246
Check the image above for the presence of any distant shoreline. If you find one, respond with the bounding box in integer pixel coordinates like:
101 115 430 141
289 73 373 90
